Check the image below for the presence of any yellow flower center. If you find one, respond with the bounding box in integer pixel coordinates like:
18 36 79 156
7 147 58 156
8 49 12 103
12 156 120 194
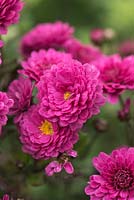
39 120 53 135
64 91 71 100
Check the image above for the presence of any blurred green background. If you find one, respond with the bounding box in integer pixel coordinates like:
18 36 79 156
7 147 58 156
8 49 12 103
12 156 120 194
1 0 134 199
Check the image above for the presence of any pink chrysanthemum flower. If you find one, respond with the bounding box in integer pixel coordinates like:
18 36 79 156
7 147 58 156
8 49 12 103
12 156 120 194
64 38 103 64
19 105 78 160
20 49 72 82
0 92 14 134
20 21 74 58
45 150 77 176
8 76 33 123
85 147 134 200
93 55 134 103
37 60 105 131
0 0 24 34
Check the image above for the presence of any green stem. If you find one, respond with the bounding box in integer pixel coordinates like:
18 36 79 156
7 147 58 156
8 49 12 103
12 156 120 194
0 36 4 68
81 131 99 159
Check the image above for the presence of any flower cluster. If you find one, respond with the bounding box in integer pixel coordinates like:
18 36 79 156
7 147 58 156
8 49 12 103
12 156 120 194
0 92 14 134
8 27 105 174
15 56 105 163
20 21 104 65
2 0 134 197
0 0 24 34
85 147 134 200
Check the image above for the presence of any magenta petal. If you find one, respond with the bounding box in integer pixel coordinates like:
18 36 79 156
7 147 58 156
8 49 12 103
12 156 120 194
63 162 74 174
54 163 62 173
67 149 77 157
107 94 119 104
2 194 10 200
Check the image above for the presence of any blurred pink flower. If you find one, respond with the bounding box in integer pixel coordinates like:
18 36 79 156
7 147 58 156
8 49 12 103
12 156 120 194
20 21 74 58
3 194 9 200
0 92 14 134
90 29 105 45
0 0 24 34
64 38 103 64
20 49 72 82
93 55 134 103
8 76 33 123
37 59 105 131
19 105 78 160
118 40 134 56
0 194 9 200
0 41 3 47
85 147 134 199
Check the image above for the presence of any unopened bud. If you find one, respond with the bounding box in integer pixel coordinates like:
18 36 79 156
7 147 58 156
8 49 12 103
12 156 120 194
104 28 115 40
93 118 108 132
118 98 131 121
16 160 24 169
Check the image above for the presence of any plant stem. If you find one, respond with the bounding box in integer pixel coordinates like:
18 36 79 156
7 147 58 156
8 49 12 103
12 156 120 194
81 131 99 159
119 95 134 146
119 95 124 107
0 36 4 68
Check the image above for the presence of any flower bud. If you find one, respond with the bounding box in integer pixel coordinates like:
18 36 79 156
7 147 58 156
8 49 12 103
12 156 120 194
93 118 108 132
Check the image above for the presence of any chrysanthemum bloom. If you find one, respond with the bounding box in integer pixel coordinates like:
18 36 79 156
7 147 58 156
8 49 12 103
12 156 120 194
118 40 134 56
0 194 10 200
19 105 78 160
0 0 24 34
45 150 77 176
20 21 74 58
0 92 14 134
93 55 134 103
118 98 131 121
37 60 105 131
85 147 134 200
64 38 103 64
8 76 33 123
20 49 72 82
